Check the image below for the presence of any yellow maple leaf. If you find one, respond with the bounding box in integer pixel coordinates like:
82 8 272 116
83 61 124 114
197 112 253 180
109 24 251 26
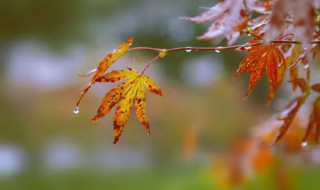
91 68 164 144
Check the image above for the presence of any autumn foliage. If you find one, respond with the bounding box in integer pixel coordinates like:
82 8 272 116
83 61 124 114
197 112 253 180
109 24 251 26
91 68 164 143
233 40 286 105
75 37 164 143
75 0 320 146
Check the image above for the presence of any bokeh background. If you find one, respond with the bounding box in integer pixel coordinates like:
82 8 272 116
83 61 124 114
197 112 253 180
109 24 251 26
1 0 320 189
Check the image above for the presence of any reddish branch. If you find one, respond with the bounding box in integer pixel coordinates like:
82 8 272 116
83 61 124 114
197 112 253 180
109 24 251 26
129 40 320 74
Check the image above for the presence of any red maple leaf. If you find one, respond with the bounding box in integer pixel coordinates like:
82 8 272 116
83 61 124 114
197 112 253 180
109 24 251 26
233 42 286 105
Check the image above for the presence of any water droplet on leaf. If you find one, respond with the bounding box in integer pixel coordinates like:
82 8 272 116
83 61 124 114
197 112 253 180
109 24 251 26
73 106 79 114
301 141 308 147
112 48 121 53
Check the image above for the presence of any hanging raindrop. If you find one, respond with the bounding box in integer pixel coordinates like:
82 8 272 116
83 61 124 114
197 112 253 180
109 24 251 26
73 106 80 114
301 141 308 147
215 49 221 53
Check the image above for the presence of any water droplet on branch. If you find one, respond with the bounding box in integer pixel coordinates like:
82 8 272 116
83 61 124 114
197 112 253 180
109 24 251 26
185 48 192 53
215 49 221 53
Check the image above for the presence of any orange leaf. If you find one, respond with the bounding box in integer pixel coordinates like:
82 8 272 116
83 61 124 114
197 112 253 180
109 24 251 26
75 37 133 108
92 36 133 83
267 46 286 105
91 81 132 123
234 44 286 104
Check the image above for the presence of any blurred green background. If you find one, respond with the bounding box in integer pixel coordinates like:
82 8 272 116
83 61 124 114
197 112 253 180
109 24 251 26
0 0 320 190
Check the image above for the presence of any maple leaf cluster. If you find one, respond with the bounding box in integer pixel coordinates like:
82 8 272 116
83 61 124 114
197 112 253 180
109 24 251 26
184 0 320 144
208 108 320 189
75 0 320 146
75 37 164 143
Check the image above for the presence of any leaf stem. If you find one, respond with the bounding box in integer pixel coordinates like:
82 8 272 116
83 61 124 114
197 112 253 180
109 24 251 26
129 47 162 52
140 54 162 75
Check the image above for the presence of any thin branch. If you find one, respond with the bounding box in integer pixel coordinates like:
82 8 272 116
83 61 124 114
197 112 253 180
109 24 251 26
166 43 260 53
129 40 320 53
129 42 262 54
129 47 162 52
131 40 320 74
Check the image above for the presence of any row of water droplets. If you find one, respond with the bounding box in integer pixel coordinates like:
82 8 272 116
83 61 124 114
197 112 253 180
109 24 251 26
185 47 222 53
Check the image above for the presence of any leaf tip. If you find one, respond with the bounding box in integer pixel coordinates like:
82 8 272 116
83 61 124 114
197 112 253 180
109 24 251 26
146 124 151 135
232 72 240 80
113 138 119 144
91 117 98 123
242 93 250 101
